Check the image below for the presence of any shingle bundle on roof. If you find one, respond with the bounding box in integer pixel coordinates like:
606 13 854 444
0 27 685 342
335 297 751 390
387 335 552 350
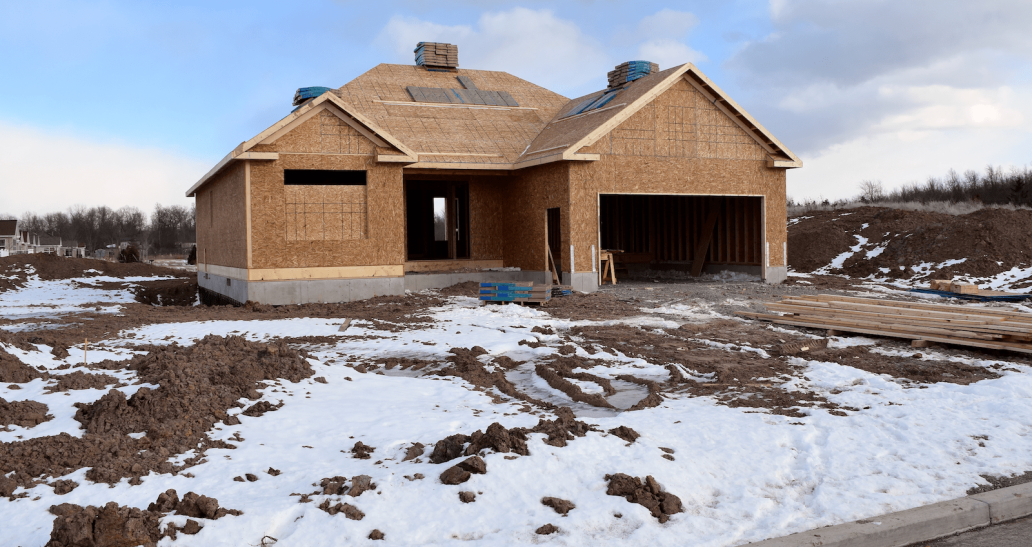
415 42 459 69
293 87 332 107
607 61 659 88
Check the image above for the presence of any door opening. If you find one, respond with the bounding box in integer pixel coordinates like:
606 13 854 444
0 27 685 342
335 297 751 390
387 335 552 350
406 181 470 260
546 207 562 274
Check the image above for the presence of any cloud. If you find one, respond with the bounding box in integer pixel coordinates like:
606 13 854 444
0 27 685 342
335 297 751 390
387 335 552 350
0 120 209 214
636 9 699 40
722 0 1032 198
637 40 707 70
377 8 609 95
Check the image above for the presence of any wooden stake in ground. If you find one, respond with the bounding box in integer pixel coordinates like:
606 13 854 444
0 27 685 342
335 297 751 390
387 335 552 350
546 243 560 285
84 338 88 366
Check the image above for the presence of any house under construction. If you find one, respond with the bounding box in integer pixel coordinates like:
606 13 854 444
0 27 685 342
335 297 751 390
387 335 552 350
187 43 801 305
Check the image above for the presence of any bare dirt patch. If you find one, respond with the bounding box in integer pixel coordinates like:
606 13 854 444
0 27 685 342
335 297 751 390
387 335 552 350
604 473 683 523
45 371 121 392
540 292 645 321
0 253 186 294
0 336 312 490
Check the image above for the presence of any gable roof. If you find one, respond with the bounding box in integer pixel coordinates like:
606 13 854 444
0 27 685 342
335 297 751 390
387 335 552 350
516 63 801 169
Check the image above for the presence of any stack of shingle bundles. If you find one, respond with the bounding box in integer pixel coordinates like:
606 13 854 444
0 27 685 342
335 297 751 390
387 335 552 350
607 61 659 88
415 42 459 69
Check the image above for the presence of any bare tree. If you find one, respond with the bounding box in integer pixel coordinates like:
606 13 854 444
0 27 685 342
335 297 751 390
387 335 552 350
857 180 884 203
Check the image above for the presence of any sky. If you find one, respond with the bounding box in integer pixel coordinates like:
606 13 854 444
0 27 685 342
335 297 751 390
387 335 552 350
1 0 1030 215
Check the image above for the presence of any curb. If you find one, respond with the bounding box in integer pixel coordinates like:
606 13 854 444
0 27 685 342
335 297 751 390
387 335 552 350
746 481 1032 546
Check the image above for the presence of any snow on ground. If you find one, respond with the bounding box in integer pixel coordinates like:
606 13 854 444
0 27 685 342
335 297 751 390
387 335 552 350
3 281 1032 546
0 272 175 319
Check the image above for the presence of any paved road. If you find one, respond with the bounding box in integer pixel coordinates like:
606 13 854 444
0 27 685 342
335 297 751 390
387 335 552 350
909 515 1032 546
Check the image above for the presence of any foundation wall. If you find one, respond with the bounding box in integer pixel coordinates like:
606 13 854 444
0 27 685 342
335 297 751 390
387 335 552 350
196 161 247 269
567 77 788 279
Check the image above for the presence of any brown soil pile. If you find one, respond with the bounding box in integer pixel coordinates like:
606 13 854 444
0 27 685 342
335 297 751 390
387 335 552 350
788 207 1032 283
542 497 575 515
0 345 44 383
440 455 487 485
608 426 640 443
47 489 240 546
0 253 185 293
604 473 683 523
430 407 601 467
45 371 121 392
0 397 51 429
0 336 312 490
540 292 645 321
131 278 198 307
435 280 482 297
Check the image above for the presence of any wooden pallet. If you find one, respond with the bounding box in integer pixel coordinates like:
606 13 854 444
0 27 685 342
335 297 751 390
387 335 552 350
737 294 1032 354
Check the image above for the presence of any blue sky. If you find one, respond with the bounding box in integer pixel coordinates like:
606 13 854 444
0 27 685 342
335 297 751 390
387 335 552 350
2 0 1031 213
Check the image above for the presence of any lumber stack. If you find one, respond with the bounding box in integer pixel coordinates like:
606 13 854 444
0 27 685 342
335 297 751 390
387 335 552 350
737 294 1032 354
930 279 979 294
607 61 659 88
479 281 551 304
415 42 458 69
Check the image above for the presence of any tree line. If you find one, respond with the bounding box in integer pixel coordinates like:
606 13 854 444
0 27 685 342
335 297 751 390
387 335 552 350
2 204 195 255
790 164 1032 209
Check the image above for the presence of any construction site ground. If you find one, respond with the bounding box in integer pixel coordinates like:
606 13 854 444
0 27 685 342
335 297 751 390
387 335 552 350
4 205 1032 547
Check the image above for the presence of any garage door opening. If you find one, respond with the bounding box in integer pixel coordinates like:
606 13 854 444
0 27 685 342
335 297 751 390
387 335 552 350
598 194 764 279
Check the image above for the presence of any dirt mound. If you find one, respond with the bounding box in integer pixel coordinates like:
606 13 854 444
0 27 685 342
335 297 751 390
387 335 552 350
788 207 1032 283
48 489 240 546
540 292 644 321
0 398 51 429
0 345 44 383
0 254 185 293
46 371 121 392
435 280 482 297
0 336 313 490
440 455 487 485
608 426 640 443
541 497 575 515
604 473 683 523
132 278 198 306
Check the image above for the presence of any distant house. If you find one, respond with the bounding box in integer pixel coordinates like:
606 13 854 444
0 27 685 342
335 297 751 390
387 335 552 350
39 235 62 254
62 240 86 258
95 245 118 260
0 220 17 256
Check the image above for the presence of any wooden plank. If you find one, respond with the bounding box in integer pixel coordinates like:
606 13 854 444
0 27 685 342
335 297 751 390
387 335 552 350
808 294 1032 321
765 304 1032 339
691 198 722 277
736 312 1032 354
780 298 1032 325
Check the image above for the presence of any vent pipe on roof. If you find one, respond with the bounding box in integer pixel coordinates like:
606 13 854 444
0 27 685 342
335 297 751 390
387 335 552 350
607 61 659 88
415 42 458 70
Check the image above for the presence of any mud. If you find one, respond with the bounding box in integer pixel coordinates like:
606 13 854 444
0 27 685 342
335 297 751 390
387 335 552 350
0 336 313 490
459 491 476 503
536 524 559 534
351 441 375 459
604 473 683 523
608 426 640 444
0 397 51 428
318 500 365 520
440 456 487 485
0 345 45 383
47 489 240 547
541 497 575 515
534 363 614 409
966 470 1032 495
131 278 198 306
433 347 550 408
539 292 645 321
45 371 121 392
788 207 1032 282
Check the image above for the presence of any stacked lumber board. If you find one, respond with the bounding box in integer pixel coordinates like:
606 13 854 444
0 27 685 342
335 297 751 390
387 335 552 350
479 281 551 304
607 61 659 88
737 294 1032 354
415 42 458 69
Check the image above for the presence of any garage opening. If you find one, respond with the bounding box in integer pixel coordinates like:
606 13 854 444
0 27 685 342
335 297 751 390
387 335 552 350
598 194 764 278
405 180 470 260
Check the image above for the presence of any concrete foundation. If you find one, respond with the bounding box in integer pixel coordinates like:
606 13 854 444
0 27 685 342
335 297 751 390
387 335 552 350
764 266 787 284
562 272 600 293
199 268 566 305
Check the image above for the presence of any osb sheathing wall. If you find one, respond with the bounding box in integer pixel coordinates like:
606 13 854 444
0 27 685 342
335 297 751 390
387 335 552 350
503 163 570 272
248 114 406 270
197 161 247 269
567 78 787 274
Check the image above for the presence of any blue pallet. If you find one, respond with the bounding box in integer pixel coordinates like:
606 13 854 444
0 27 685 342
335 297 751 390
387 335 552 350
908 288 1032 302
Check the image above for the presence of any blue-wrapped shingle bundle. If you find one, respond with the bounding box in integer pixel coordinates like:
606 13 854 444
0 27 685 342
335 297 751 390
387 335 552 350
607 61 659 88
